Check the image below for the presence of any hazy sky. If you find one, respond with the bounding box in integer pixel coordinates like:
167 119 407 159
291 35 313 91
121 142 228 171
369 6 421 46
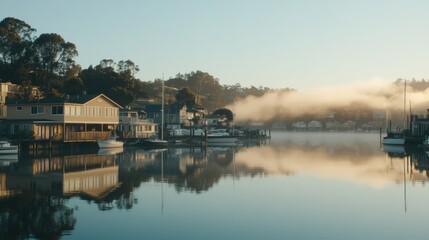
2 0 429 89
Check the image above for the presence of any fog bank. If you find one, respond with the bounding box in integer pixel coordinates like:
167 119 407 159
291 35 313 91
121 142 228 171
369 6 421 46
228 78 429 122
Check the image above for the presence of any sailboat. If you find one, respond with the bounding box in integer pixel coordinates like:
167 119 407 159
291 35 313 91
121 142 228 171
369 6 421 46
139 75 168 149
383 79 407 145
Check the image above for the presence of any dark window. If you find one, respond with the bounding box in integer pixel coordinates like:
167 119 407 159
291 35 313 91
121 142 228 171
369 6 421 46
52 106 64 115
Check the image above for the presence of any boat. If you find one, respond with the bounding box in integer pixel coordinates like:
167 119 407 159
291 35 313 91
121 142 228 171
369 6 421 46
382 132 405 145
204 129 239 146
97 136 124 148
383 79 407 146
207 129 230 137
382 144 406 157
138 74 168 149
138 136 168 149
0 141 18 155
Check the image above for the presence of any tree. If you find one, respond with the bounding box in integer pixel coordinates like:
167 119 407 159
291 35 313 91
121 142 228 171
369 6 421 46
213 108 234 121
117 60 139 77
186 71 223 111
80 59 143 107
32 33 78 89
165 75 188 89
0 17 36 83
175 87 198 105
64 77 84 95
12 80 41 100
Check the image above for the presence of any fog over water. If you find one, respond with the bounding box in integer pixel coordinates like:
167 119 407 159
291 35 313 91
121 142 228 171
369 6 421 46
228 78 429 122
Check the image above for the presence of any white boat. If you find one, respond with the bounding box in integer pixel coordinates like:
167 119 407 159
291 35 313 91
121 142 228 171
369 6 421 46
207 129 230 137
382 144 405 155
382 133 405 145
205 129 239 145
97 136 124 148
0 141 18 155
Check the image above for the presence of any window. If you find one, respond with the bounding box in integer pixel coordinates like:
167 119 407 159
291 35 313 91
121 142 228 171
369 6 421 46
16 106 22 111
31 106 44 114
52 106 64 115
31 106 37 114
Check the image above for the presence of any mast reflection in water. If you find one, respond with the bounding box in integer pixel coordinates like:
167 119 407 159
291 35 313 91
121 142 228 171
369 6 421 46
2 132 429 239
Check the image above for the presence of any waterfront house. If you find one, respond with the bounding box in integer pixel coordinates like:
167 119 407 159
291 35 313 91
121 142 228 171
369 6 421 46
144 103 188 127
118 110 157 139
0 82 17 119
185 102 206 126
206 114 229 127
1 94 122 141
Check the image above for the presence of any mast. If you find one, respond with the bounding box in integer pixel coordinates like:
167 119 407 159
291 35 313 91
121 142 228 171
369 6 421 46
403 79 407 131
161 74 165 140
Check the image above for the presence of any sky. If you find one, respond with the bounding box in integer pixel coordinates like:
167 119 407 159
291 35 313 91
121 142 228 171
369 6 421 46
2 0 429 90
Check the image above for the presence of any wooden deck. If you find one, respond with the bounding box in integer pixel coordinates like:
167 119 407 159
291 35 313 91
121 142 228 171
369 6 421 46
42 131 110 142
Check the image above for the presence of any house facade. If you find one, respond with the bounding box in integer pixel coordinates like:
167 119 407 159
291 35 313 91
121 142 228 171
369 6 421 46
0 82 17 119
206 114 229 127
118 110 157 139
1 94 122 141
144 104 188 127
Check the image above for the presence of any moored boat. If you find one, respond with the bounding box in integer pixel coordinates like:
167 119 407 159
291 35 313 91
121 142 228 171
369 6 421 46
97 136 124 148
204 129 239 146
138 136 168 149
382 133 405 145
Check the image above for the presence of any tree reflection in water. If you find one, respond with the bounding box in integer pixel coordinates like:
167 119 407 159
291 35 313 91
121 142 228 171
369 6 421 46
0 192 76 239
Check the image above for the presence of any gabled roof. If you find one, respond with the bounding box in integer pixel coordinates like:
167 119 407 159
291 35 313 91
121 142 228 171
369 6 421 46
6 94 123 108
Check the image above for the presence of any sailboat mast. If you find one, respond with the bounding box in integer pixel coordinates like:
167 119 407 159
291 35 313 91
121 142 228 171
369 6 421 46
403 79 406 131
161 74 165 140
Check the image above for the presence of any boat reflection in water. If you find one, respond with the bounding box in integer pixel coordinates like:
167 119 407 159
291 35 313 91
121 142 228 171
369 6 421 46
3 133 429 238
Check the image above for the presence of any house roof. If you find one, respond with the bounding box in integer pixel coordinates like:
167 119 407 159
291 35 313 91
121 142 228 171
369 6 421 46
144 104 186 114
6 94 123 108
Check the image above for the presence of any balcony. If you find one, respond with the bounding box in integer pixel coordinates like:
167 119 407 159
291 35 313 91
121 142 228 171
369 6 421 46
53 131 111 142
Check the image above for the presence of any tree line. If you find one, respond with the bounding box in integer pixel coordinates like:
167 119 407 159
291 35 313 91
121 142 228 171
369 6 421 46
0 17 293 111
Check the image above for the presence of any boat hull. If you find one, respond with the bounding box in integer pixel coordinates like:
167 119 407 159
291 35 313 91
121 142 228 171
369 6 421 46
382 137 405 145
97 140 124 148
138 140 168 149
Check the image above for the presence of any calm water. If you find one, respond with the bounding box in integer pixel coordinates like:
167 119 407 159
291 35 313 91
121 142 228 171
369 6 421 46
1 132 428 239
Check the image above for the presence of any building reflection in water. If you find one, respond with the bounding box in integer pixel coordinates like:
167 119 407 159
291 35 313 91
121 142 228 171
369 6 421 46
3 135 429 238
0 148 121 239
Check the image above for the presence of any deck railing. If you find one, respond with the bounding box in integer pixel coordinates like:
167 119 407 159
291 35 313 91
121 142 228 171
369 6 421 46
63 131 111 141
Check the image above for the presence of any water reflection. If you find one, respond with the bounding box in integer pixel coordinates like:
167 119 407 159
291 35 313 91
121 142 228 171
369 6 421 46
2 133 429 238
